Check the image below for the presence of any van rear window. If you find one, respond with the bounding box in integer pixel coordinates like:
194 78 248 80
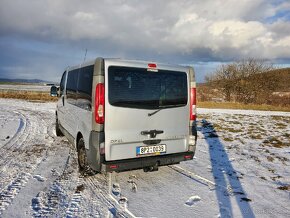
108 66 188 109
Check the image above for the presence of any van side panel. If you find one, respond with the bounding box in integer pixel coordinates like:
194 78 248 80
63 71 78 142
61 65 94 151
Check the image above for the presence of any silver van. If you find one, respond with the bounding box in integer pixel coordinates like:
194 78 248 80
50 58 197 173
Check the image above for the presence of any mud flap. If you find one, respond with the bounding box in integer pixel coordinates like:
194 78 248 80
87 131 104 172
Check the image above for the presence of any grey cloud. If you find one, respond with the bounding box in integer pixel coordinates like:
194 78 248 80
0 0 290 82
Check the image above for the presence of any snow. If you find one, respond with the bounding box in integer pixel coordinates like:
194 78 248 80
198 108 290 117
185 195 201 206
0 98 290 217
33 175 46 182
0 110 22 148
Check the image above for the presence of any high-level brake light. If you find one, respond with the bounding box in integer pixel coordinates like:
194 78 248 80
148 63 157 68
95 83 105 124
147 63 158 72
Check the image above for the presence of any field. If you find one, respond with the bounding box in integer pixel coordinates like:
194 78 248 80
1 83 289 112
0 84 56 102
0 98 289 217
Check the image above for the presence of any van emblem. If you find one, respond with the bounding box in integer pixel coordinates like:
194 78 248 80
110 139 123 144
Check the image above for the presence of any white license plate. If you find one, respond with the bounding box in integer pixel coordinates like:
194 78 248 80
136 144 166 156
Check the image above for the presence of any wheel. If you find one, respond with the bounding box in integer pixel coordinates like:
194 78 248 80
55 117 63 136
77 138 94 176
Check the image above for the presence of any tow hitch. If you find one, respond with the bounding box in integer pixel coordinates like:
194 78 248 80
143 162 159 172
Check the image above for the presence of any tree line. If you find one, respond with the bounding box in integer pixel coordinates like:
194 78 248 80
205 58 282 105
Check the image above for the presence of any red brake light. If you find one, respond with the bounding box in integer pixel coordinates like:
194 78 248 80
148 63 157 68
190 87 196 121
95 83 105 124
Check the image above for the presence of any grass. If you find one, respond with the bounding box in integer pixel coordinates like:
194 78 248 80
275 122 287 129
0 90 57 102
197 101 290 112
262 137 289 148
249 134 263 140
223 137 234 142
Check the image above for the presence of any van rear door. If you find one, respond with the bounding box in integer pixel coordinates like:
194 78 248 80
104 64 189 161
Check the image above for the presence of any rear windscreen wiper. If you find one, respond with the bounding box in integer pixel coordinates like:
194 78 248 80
148 108 163 117
148 104 185 117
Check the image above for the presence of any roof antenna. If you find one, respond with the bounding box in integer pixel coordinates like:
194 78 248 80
79 48 88 72
83 48 88 64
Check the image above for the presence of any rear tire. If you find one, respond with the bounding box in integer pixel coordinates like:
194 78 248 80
77 138 94 176
55 117 63 136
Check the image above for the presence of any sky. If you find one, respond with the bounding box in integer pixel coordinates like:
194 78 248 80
0 0 290 83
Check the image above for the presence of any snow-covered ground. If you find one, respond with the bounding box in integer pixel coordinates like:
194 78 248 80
0 98 289 218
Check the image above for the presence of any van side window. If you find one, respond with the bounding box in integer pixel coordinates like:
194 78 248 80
77 65 94 96
59 71 66 96
66 70 78 104
76 65 94 110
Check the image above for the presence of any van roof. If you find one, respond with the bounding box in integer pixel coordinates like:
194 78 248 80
68 57 191 72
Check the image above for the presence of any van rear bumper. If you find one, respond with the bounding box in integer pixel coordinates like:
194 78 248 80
102 151 194 172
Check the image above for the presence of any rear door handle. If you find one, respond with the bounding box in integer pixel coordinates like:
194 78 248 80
141 130 164 138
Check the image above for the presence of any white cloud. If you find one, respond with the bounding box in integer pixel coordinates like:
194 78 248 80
209 20 266 48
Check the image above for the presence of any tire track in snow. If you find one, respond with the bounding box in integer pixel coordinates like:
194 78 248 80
0 110 27 150
0 109 41 167
30 145 101 218
84 174 136 218
168 165 235 196
64 175 103 217
0 106 59 214
0 110 28 152
31 145 79 218
0 108 55 169
107 173 136 218
168 165 216 189
31 180 66 217
65 188 83 217
0 172 31 215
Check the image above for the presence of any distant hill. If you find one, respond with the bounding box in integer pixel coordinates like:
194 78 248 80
198 67 290 91
266 68 290 92
197 67 290 106
0 78 57 85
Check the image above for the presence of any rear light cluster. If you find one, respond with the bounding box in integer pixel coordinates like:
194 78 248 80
95 83 105 124
190 87 196 121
